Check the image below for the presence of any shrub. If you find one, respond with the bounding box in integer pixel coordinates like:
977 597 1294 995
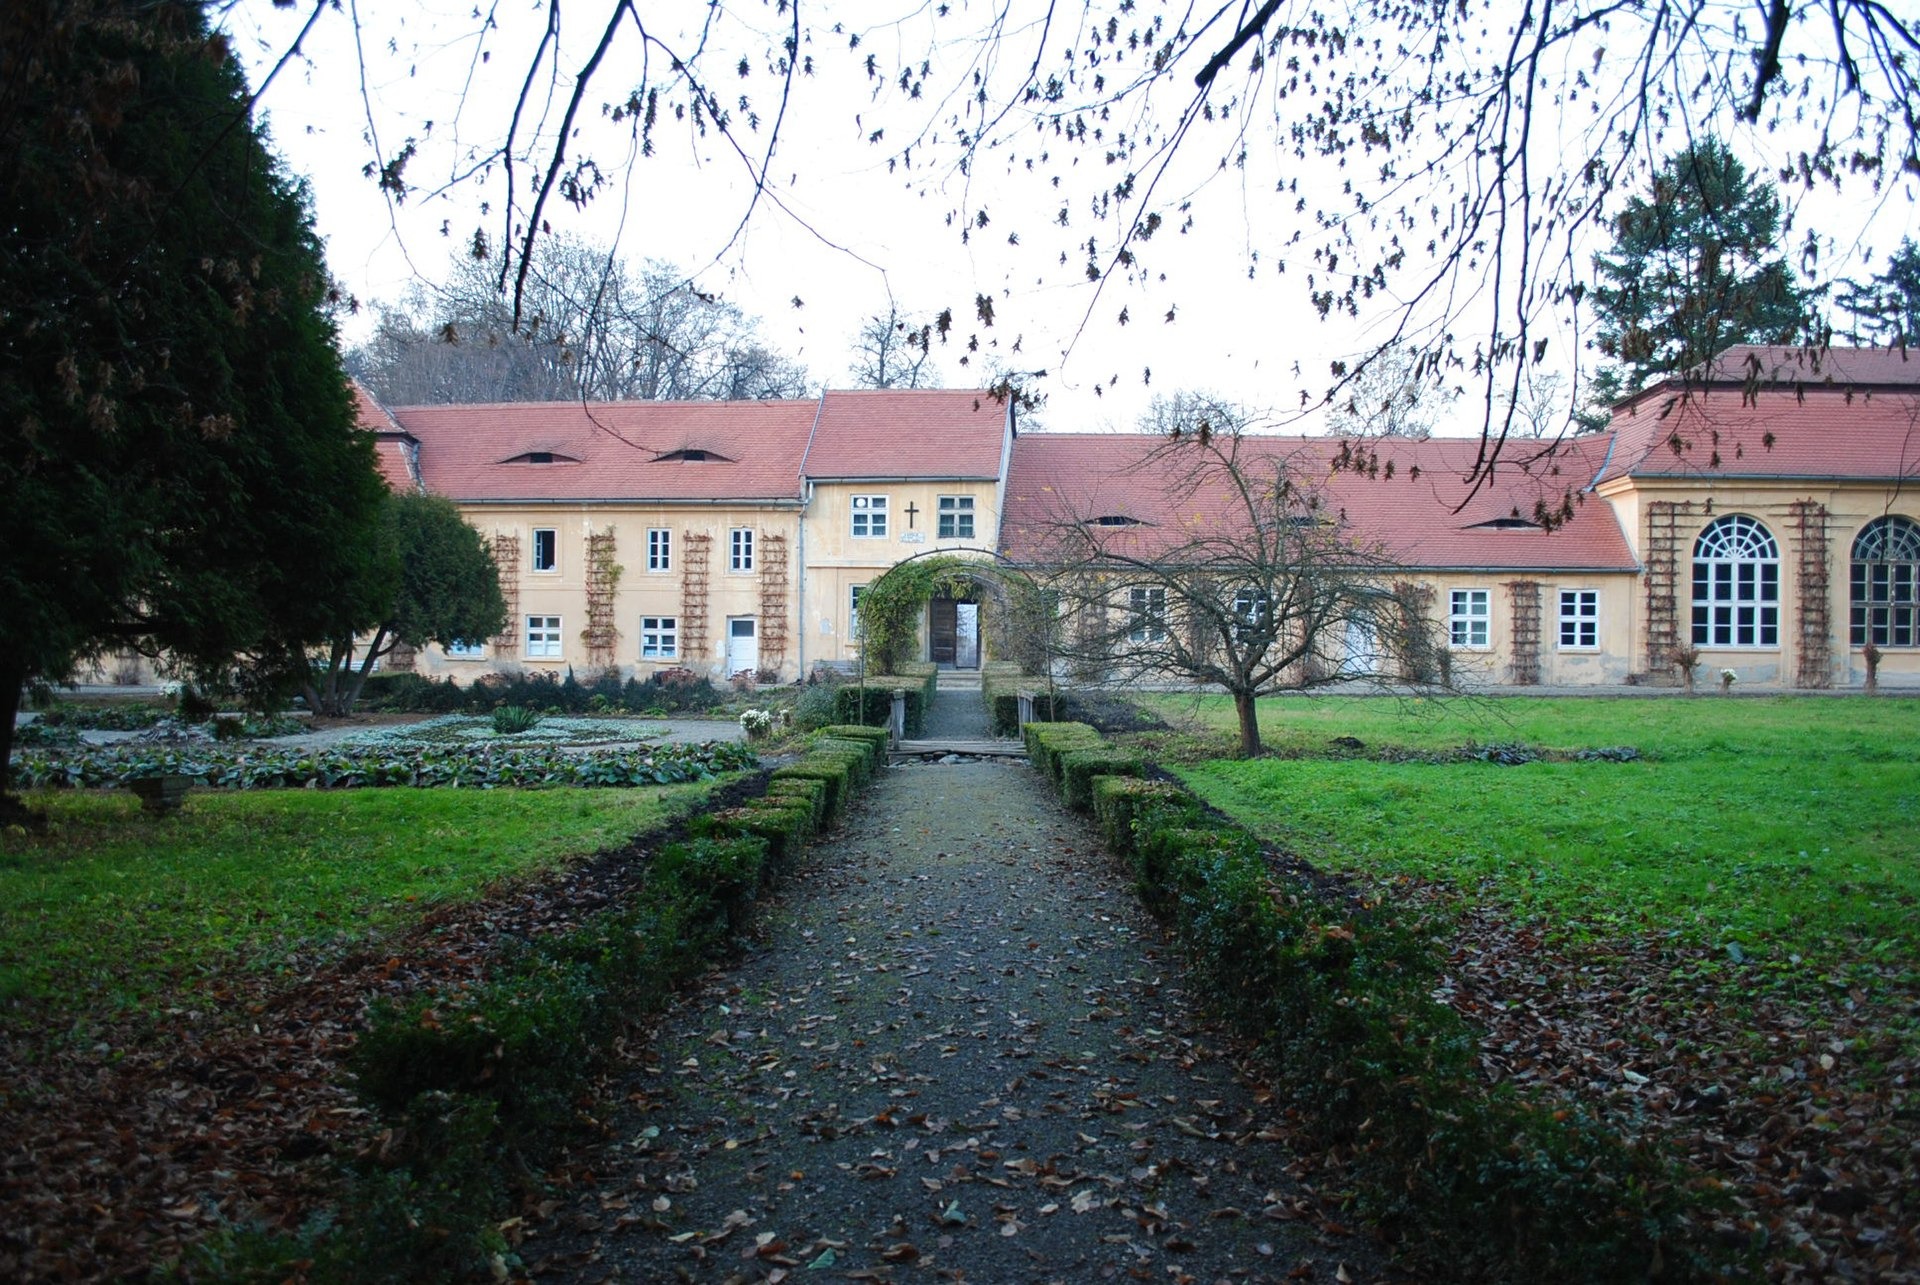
832 683 927 737
1090 775 1186 854
764 775 827 832
793 676 844 730
1058 747 1142 813
771 761 850 824
811 742 873 790
819 723 891 755
1023 721 1103 785
490 704 541 735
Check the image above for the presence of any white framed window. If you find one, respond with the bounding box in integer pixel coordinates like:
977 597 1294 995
1850 515 1920 647
640 616 678 659
646 528 672 572
1230 586 1271 643
730 527 755 572
850 584 867 638
1692 515 1779 647
526 615 563 658
937 495 975 540
532 527 558 573
851 494 889 538
1128 586 1168 643
445 639 485 659
1558 589 1599 649
1449 589 1490 648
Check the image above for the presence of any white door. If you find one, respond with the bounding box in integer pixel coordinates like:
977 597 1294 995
727 617 759 677
1340 615 1379 676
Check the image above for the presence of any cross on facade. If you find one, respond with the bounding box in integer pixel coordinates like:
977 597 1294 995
904 502 920 528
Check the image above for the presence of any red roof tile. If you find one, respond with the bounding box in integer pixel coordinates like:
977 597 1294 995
802 389 1011 480
1676 344 1920 391
390 399 822 503
1595 385 1920 485
1001 433 1635 571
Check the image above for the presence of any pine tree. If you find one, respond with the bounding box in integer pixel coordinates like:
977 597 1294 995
0 2 389 803
1588 139 1810 408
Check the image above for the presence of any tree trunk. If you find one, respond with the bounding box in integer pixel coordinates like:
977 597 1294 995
1233 687 1263 757
339 627 391 713
0 653 24 802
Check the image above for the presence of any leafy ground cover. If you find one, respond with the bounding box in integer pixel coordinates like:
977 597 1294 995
11 737 754 792
0 783 722 1025
1138 691 1920 1281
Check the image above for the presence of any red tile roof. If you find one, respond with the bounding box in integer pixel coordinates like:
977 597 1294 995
1002 433 1635 571
801 389 1011 480
351 380 422 491
389 399 822 503
1674 344 1920 391
1594 385 1920 485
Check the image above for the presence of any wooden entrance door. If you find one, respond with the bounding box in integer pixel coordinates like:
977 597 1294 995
928 597 980 668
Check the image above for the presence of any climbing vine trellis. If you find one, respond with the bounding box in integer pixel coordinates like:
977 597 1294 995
856 551 1056 684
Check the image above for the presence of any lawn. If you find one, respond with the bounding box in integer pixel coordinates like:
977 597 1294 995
0 781 726 1025
1146 694 1920 968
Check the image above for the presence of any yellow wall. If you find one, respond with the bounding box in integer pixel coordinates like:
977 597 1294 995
1402 572 1640 687
801 480 1004 667
415 504 804 682
1608 479 1920 689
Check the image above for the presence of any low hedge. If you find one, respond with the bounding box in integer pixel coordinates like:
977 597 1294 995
1090 775 1185 854
814 738 878 787
221 733 904 1282
820 723 891 755
771 760 851 824
14 740 758 792
1058 747 1141 813
1041 732 1721 1282
353 834 768 1128
981 667 1061 737
709 801 812 867
1023 721 1103 784
764 775 827 832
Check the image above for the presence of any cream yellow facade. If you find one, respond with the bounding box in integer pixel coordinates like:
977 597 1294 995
411 503 805 683
799 479 1007 669
1599 476 1920 689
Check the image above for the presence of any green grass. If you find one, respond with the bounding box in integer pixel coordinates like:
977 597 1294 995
0 782 725 1025
1152 695 1920 966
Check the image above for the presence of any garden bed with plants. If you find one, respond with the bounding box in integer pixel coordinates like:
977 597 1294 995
10 738 756 792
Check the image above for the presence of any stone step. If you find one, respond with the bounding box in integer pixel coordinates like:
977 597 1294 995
891 738 1026 759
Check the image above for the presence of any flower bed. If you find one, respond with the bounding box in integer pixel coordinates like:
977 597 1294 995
13 740 757 792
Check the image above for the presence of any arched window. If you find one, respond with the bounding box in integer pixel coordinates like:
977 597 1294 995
1691 515 1779 647
1850 516 1920 647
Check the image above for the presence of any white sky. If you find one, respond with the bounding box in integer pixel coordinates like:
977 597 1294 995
226 0 1918 434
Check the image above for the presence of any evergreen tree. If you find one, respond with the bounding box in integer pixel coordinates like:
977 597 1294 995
1836 239 1920 348
0 2 389 804
1587 140 1810 409
304 492 509 716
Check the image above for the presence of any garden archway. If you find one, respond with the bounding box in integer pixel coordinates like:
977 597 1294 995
854 549 1051 677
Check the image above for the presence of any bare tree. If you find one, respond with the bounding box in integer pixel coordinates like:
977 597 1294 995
246 1 1917 482
1031 402 1440 756
848 307 943 389
349 238 811 405
1323 343 1461 440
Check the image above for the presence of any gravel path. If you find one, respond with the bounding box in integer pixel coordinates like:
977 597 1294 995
528 756 1391 1283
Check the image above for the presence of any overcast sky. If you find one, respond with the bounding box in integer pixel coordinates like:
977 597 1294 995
226 0 1917 434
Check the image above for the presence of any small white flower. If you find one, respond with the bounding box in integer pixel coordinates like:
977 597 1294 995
1719 668 1739 684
